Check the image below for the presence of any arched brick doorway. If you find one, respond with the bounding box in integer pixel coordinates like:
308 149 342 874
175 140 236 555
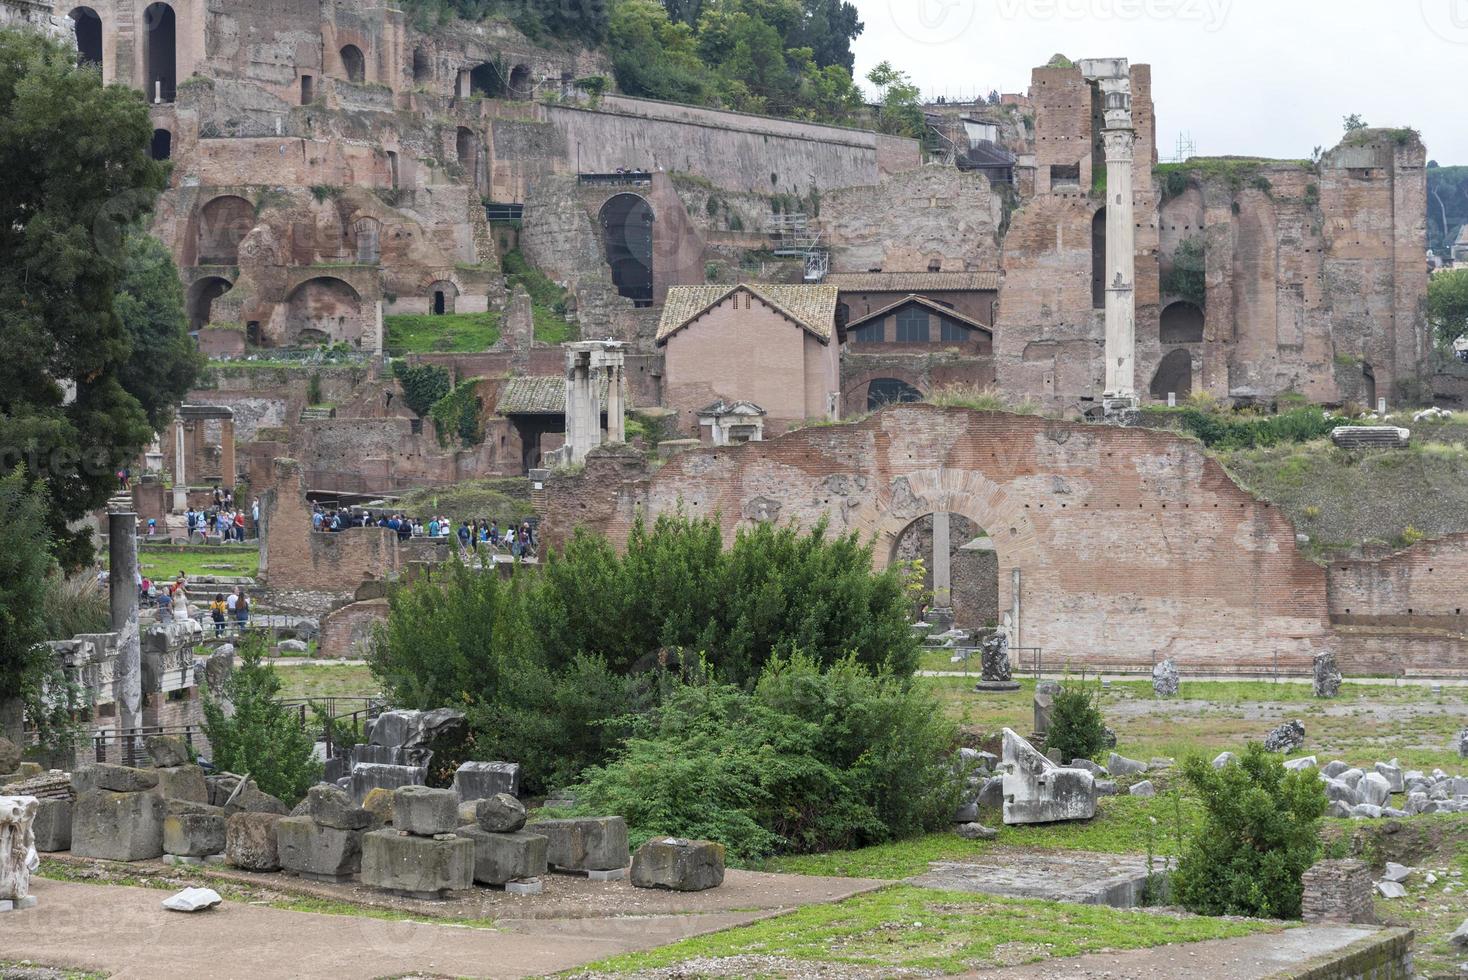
600 194 655 307
892 513 1000 629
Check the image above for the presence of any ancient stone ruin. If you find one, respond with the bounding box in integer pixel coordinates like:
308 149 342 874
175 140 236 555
0 796 39 913
999 728 1097 825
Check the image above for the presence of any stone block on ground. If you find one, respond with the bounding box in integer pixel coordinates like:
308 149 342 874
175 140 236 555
367 708 466 750
306 784 372 831
630 838 725 892
1151 658 1179 698
361 828 473 897
1129 780 1156 797
1107 753 1146 777
161 887 222 912
1263 720 1306 753
275 816 362 880
1301 859 1376 924
1374 761 1404 793
537 816 631 872
225 812 283 871
349 763 425 804
33 798 72 852
1382 862 1411 883
455 826 548 886
475 793 526 833
70 789 164 861
452 761 520 802
164 803 227 857
976 775 1004 809
362 787 395 826
1032 681 1059 735
1001 728 1096 825
1358 772 1392 807
1283 756 1317 771
145 735 191 768
72 763 158 794
1211 752 1237 769
1375 880 1406 899
955 822 998 840
215 776 288 815
1321 760 1350 778
157 765 209 804
393 786 459 836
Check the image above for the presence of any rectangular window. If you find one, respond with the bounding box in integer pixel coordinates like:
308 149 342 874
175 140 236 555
850 320 883 343
895 308 930 343
939 318 973 343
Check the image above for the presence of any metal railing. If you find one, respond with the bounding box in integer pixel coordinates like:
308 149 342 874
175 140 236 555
93 725 202 767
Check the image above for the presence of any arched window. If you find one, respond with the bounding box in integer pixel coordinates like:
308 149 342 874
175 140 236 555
70 7 102 69
456 126 475 166
197 196 254 265
428 280 458 315
1092 207 1107 309
143 3 176 103
150 128 172 161
354 217 381 265
1159 301 1204 344
340 45 365 84
469 62 503 98
508 64 531 98
867 378 922 410
1149 349 1193 401
600 194 655 307
188 277 233 331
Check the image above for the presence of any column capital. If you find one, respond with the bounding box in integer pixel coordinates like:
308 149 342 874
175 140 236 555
1102 128 1135 161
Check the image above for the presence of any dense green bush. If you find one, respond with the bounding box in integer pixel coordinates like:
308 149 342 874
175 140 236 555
202 638 321 805
567 654 961 862
428 377 484 447
371 515 921 794
1047 677 1107 763
531 515 919 682
392 361 451 417
1171 743 1327 919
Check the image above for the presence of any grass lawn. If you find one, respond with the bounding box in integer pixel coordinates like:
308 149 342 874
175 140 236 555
572 885 1282 976
922 675 1467 772
384 312 502 354
763 795 1199 879
274 663 381 700
132 545 259 581
532 304 576 343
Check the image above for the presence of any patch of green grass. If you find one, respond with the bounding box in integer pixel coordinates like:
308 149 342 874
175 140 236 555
763 795 1201 879
129 545 259 581
390 478 533 525
0 961 107 980
274 663 381 699
532 304 576 343
384 312 502 354
574 885 1281 975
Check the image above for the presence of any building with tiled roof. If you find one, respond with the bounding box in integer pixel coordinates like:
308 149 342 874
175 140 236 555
658 283 841 436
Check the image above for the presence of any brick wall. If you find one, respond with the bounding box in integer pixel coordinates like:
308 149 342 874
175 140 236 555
537 406 1333 673
320 598 389 659
261 458 399 594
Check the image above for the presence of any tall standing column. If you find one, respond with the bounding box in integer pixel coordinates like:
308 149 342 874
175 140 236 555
172 418 188 513
605 361 625 444
930 511 953 630
1103 126 1137 401
108 512 143 749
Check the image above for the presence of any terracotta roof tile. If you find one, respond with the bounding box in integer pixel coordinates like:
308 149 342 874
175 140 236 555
824 271 1000 292
497 374 609 416
657 284 840 344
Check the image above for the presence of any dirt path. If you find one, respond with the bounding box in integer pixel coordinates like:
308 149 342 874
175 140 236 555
1 875 883 980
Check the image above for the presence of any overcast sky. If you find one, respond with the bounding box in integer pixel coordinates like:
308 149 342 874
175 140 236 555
851 0 1467 163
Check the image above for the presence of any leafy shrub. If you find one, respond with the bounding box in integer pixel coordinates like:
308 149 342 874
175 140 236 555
568 654 962 862
1173 406 1342 450
392 361 451 417
428 377 484 446
1171 743 1327 918
1048 677 1107 763
1162 236 1207 307
202 637 321 805
372 516 921 793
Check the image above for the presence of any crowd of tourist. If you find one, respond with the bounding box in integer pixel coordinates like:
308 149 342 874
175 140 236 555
310 504 538 558
136 571 251 635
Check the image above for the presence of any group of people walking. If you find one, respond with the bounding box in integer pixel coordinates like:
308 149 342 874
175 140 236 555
183 488 258 543
139 572 250 634
309 505 537 559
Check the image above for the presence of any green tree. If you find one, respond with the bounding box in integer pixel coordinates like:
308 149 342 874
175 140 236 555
1428 268 1468 347
0 469 57 741
609 0 712 105
1342 113 1368 132
202 638 321 805
1171 743 1327 919
789 0 863 72
867 61 924 139
0 29 171 569
114 233 203 431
